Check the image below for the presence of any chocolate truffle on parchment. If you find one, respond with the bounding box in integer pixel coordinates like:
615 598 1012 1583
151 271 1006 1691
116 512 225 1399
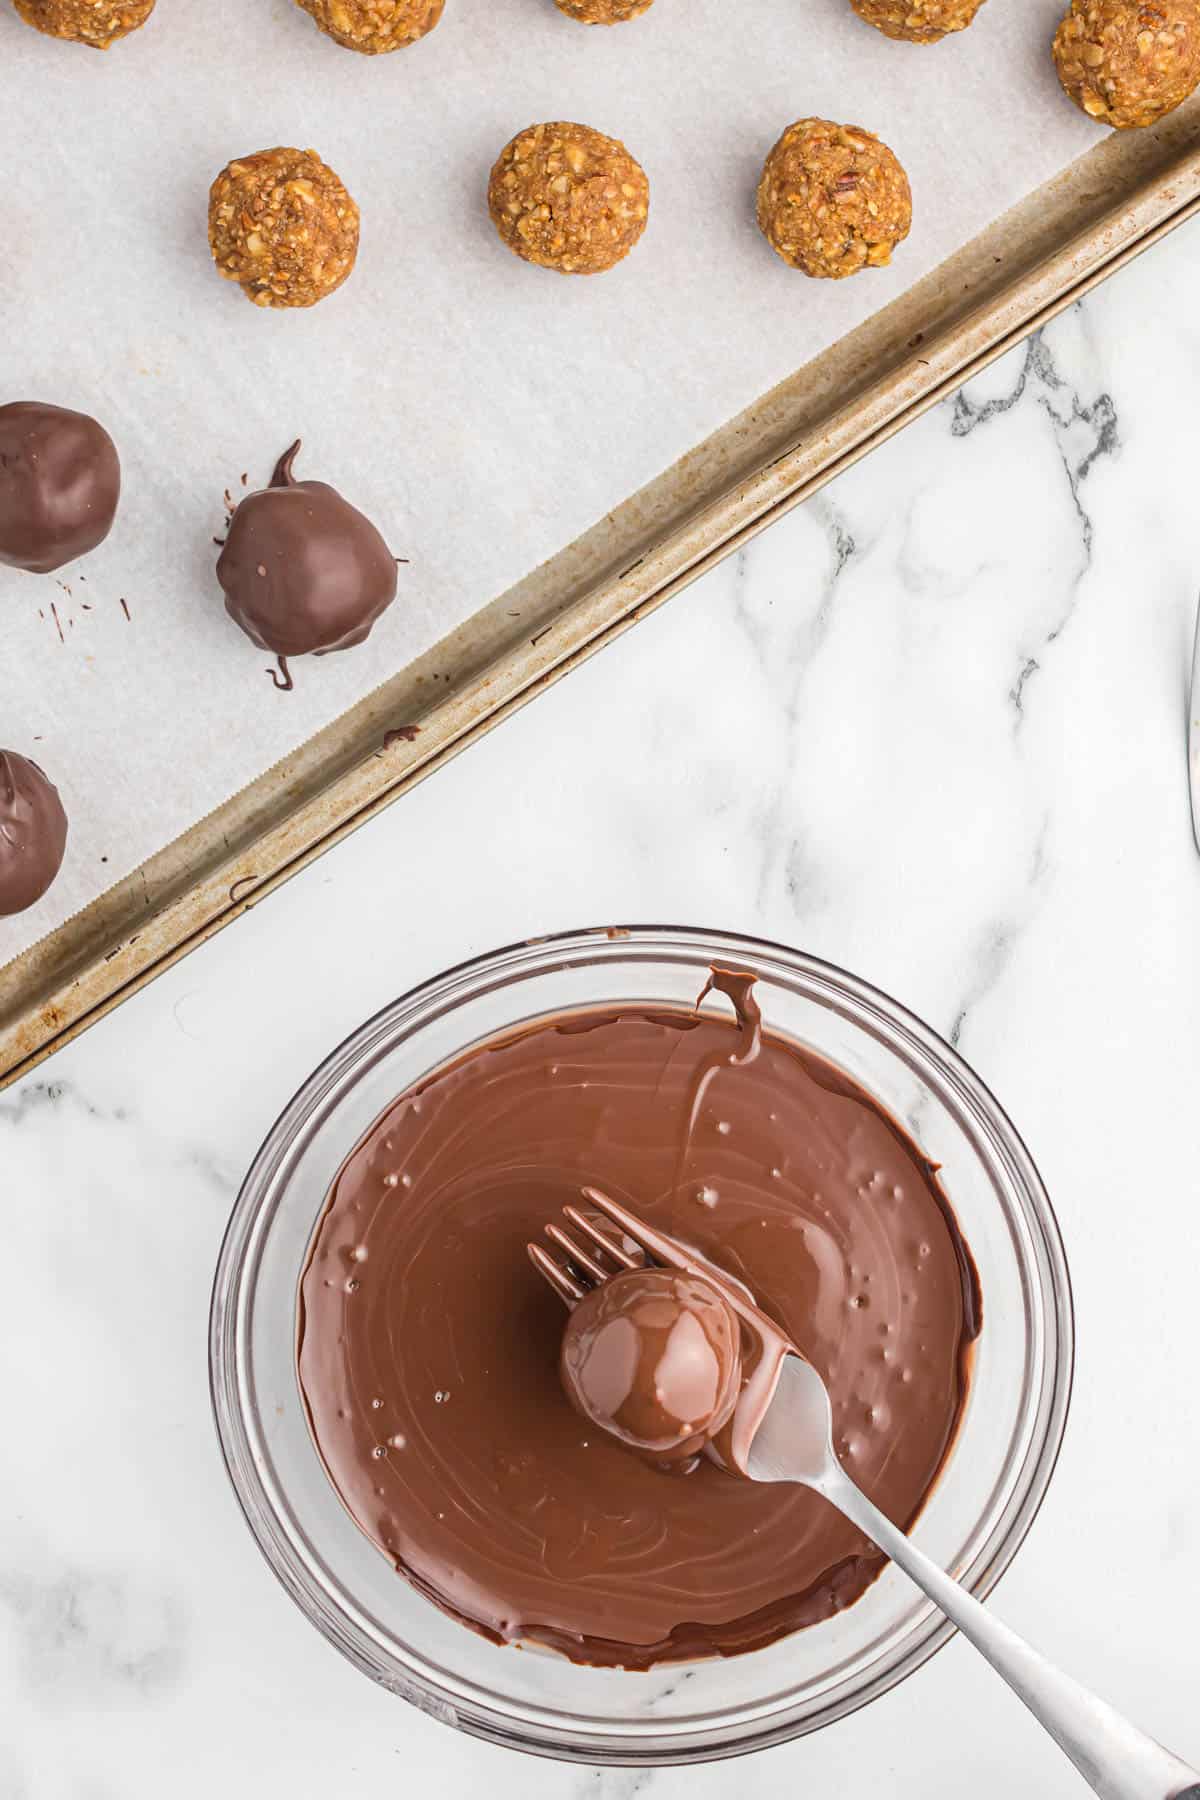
757 118 912 280
848 0 986 41
0 752 68 918
0 401 121 575
488 122 650 275
292 0 444 52
13 0 154 47
208 148 360 309
552 0 655 21
1053 0 1200 126
217 442 397 685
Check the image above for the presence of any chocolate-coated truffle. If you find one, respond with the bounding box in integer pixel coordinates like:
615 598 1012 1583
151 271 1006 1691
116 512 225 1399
217 441 397 673
0 402 121 575
560 1266 743 1464
0 752 68 917
13 0 155 47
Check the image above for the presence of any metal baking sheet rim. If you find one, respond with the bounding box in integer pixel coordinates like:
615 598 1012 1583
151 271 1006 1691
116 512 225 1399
3 113 1199 1089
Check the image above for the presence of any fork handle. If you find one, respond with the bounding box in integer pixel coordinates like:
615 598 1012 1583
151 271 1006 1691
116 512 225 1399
820 1463 1199 1800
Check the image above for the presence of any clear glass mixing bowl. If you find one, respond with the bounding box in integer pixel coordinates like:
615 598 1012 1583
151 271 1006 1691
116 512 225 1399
209 925 1073 1765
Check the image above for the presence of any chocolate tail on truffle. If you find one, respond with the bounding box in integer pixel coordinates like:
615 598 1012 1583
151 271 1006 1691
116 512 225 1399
268 656 294 692
271 440 302 489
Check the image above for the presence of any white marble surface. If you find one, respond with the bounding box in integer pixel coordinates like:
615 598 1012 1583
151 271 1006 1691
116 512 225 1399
4 219 1200 1799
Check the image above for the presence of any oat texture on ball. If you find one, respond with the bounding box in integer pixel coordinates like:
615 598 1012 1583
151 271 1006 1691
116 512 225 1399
208 148 360 310
1053 0 1200 125
292 0 445 52
552 0 655 22
757 118 912 280
488 122 650 275
13 0 155 47
848 0 986 40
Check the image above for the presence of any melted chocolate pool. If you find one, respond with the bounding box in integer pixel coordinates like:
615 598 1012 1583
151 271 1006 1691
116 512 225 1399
297 975 980 1668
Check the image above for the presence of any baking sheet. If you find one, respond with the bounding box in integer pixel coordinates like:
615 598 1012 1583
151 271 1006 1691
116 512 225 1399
2 0 1101 961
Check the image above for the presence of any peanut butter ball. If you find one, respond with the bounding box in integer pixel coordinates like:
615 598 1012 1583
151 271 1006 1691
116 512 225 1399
488 122 650 275
757 118 912 280
1053 0 1200 126
208 147 360 310
848 0 986 40
552 0 655 21
292 0 444 52
13 0 154 47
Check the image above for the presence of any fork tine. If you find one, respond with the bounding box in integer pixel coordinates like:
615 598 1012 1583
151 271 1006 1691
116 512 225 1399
580 1186 692 1274
562 1204 639 1271
544 1223 609 1285
527 1242 584 1305
578 1186 800 1362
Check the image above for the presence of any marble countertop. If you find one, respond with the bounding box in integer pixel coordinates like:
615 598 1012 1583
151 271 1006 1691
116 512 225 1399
4 219 1200 1800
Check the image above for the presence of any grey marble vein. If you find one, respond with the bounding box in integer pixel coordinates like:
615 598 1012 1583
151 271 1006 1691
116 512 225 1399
953 321 1121 732
947 816 1051 1050
0 1565 185 1707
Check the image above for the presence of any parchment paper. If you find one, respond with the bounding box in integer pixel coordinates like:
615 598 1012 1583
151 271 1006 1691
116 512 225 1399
1 0 1097 960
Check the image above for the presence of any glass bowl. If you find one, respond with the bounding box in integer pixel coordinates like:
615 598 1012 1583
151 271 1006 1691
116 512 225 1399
209 925 1073 1765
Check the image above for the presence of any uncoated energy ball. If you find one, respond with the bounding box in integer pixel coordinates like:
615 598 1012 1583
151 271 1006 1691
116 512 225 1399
757 119 912 280
848 0 987 41
208 148 360 309
292 0 445 52
552 0 655 21
1053 0 1200 125
488 122 650 275
13 0 155 47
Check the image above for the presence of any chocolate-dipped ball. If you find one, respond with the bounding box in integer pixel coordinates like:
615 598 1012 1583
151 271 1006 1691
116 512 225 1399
0 402 121 574
217 442 397 677
0 752 68 917
560 1267 743 1464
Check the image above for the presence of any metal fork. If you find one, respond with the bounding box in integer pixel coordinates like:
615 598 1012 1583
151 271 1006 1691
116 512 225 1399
531 1188 1199 1800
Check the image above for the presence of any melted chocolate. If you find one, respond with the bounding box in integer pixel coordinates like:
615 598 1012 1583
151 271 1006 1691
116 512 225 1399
297 975 980 1669
217 442 397 661
0 402 120 574
0 751 68 916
